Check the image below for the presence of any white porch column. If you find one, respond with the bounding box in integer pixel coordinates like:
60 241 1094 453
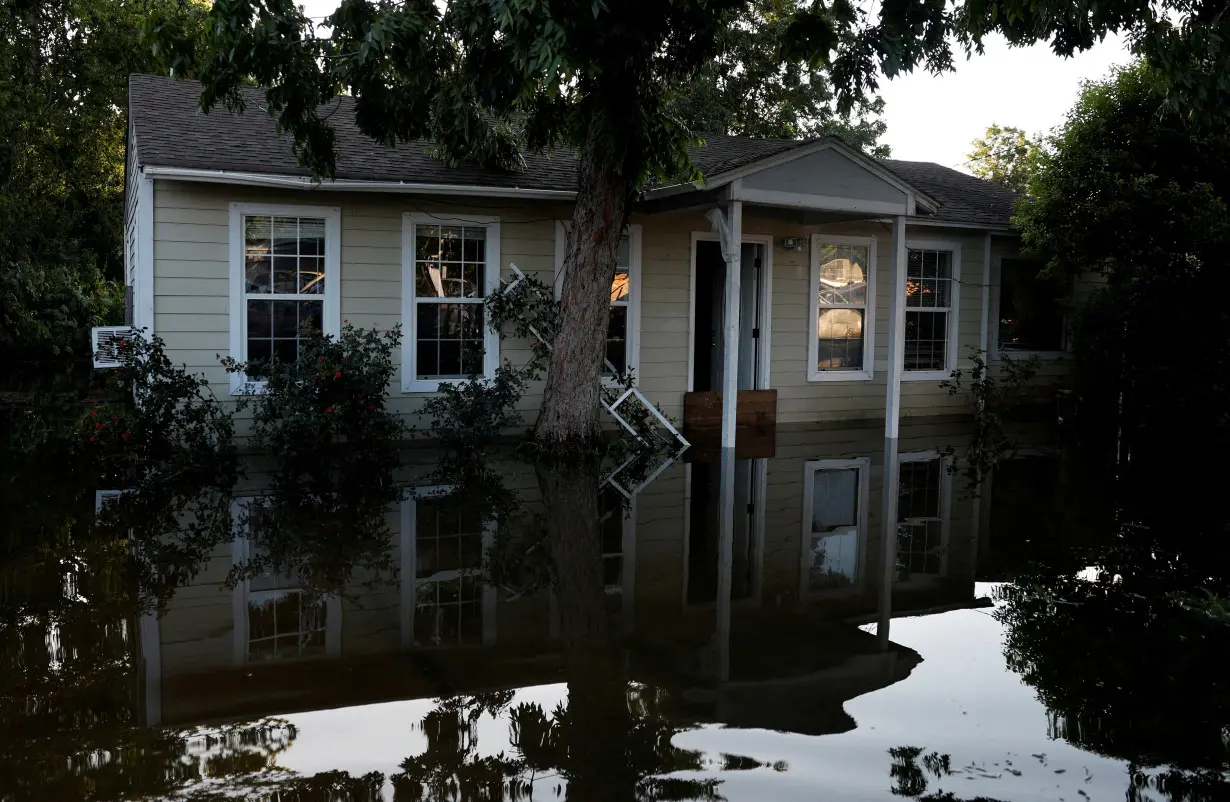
707 200 743 682
877 214 908 647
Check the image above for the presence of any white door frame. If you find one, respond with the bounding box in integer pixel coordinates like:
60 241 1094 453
687 232 774 393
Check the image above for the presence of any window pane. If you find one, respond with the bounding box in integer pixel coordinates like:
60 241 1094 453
298 256 325 294
245 216 272 253
272 217 300 256
816 244 868 306
272 339 298 366
810 468 859 531
272 301 299 338
616 235 630 268
903 310 948 371
248 597 276 641
439 226 463 261
416 340 440 379
999 259 1065 351
298 218 325 255
416 302 484 379
299 300 323 334
816 308 864 371
416 262 444 298
245 255 272 293
605 305 628 374
899 460 942 519
247 300 273 338
438 341 462 376
610 267 630 302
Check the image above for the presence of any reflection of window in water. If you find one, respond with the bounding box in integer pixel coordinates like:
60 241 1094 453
244 504 329 661
806 463 863 590
247 588 327 661
814 243 870 371
897 458 946 577
414 499 485 646
599 487 626 601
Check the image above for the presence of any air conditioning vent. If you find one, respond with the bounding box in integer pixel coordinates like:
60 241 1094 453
92 326 135 369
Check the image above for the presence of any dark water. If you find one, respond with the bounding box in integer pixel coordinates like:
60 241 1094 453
1 420 1226 801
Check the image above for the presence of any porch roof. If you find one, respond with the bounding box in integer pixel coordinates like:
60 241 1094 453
128 73 1017 229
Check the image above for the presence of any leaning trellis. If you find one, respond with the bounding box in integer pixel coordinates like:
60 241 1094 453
491 263 689 498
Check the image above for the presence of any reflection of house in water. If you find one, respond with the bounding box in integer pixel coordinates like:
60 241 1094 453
144 420 983 731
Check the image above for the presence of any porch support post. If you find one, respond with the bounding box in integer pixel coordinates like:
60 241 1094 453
708 199 742 682
877 214 908 648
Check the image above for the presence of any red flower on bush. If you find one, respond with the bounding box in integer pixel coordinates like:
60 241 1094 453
325 407 333 413
334 371 341 378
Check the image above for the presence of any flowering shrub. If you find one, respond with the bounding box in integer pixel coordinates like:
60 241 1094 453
221 323 405 591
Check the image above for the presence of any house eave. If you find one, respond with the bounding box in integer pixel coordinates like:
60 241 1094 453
140 166 578 200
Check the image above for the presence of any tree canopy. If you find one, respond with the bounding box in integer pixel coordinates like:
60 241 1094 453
1016 61 1230 573
0 0 207 389
669 0 889 153
966 124 1039 193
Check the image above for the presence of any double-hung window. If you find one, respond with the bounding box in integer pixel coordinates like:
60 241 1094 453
809 236 876 381
896 454 949 579
228 203 341 394
403 215 501 392
902 243 960 379
554 222 642 380
801 458 870 592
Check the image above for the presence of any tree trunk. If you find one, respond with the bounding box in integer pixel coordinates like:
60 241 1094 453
534 117 632 450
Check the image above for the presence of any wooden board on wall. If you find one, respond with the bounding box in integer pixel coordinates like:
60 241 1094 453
683 389 777 460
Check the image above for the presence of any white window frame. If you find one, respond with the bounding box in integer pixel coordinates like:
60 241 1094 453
895 451 952 578
800 457 871 595
228 203 342 395
229 498 342 666
808 234 877 382
900 239 962 382
399 487 497 649
553 221 643 385
402 214 501 393
990 254 1071 360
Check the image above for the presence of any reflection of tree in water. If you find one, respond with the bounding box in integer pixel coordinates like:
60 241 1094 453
986 546 1230 802
392 681 783 801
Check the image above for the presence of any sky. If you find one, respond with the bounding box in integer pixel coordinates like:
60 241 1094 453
878 33 1132 169
297 1 1132 171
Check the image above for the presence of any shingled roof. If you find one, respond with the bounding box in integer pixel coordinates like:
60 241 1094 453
129 74 1016 228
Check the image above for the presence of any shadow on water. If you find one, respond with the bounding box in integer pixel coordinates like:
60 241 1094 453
1 397 1227 801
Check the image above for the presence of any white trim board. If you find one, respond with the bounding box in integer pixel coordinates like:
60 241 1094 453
401 213 502 393
227 202 343 395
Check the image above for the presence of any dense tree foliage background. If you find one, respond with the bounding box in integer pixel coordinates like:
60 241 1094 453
669 0 889 153
0 0 205 391
1016 62 1230 574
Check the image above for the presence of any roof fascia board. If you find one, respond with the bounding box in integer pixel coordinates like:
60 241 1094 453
891 216 1015 234
142 166 577 199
